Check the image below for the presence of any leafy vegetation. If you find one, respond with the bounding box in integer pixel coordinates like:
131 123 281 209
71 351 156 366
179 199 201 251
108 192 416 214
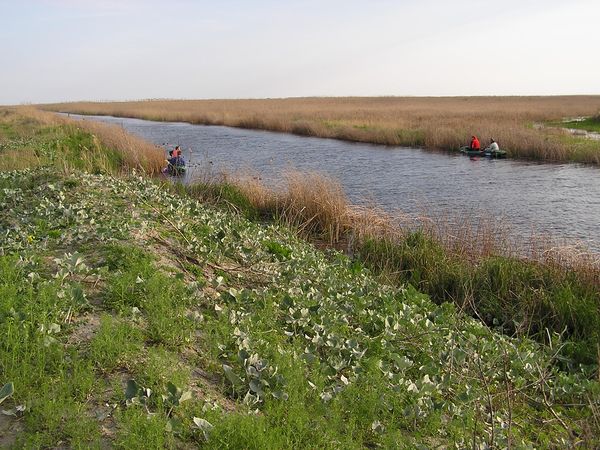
357 234 600 366
1 109 599 448
184 170 600 367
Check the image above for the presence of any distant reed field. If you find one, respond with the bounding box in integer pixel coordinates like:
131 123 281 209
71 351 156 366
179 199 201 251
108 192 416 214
42 96 600 163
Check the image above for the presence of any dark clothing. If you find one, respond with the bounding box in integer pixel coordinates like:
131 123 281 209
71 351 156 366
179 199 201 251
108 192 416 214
168 156 185 167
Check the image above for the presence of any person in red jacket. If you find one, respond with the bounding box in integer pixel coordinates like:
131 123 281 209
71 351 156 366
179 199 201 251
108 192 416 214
470 135 481 151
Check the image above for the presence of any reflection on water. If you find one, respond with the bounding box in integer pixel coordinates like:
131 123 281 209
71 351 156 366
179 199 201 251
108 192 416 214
70 114 600 251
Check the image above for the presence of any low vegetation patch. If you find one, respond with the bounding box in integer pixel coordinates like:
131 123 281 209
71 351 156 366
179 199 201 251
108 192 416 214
551 115 600 133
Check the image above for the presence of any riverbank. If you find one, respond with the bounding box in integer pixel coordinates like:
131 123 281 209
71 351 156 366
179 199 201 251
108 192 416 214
1 108 600 447
187 170 600 366
41 96 600 164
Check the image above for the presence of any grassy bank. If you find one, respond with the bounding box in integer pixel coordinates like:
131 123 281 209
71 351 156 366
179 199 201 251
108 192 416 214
186 171 600 367
551 115 600 133
2 110 600 447
41 96 600 164
0 107 164 175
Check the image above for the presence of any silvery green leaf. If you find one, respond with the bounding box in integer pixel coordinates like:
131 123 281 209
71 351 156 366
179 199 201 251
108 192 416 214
43 335 57 347
371 420 385 433
125 380 139 400
193 417 214 431
407 382 419 394
223 364 243 387
243 391 259 405
320 391 333 402
249 379 263 394
179 390 193 403
271 390 289 400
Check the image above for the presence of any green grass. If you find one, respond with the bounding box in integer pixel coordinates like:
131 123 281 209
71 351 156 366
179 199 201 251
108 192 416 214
89 315 145 372
0 110 123 173
185 181 264 220
357 233 600 366
556 116 600 133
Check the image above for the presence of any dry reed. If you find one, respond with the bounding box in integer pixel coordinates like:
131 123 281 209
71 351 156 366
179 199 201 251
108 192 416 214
41 96 600 164
16 107 165 175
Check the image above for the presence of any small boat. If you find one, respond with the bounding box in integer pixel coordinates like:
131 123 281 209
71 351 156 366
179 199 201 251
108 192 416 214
484 148 507 159
459 146 507 159
163 165 186 176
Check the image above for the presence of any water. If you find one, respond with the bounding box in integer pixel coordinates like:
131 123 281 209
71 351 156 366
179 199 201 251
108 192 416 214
71 114 600 251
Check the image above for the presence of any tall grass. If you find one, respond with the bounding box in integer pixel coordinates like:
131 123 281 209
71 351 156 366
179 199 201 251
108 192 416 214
186 168 600 365
13 107 164 175
41 96 600 163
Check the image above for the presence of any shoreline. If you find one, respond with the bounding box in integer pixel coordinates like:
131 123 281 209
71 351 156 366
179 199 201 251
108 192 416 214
40 96 600 165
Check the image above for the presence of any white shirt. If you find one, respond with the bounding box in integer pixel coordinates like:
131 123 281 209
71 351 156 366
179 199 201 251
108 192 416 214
487 142 499 151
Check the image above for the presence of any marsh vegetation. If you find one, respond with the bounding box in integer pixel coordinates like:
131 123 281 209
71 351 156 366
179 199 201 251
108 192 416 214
43 96 600 164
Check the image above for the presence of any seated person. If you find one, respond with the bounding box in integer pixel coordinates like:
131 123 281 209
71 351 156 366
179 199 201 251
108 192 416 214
164 148 186 174
168 154 185 168
470 135 481 151
485 138 499 152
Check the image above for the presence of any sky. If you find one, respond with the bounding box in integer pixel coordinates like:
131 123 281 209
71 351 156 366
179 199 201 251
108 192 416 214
1 0 599 104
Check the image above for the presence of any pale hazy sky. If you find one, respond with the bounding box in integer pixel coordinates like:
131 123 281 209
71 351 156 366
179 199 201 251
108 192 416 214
1 0 599 104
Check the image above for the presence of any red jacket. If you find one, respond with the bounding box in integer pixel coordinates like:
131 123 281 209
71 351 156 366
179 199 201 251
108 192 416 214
470 136 480 150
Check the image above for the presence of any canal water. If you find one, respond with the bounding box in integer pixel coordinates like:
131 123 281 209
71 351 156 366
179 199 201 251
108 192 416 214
71 114 600 251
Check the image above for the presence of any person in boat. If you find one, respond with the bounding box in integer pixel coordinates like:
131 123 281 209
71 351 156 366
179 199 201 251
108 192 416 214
469 135 481 151
485 138 499 153
165 147 186 174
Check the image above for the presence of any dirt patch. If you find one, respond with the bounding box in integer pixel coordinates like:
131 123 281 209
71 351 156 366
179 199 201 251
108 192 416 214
66 313 102 347
0 410 24 448
190 367 238 413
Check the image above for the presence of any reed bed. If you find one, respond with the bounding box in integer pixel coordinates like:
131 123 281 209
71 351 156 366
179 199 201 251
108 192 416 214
42 96 600 164
15 107 165 175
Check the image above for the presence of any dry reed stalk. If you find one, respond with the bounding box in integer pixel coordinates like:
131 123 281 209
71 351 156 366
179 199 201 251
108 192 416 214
279 171 350 243
73 119 165 175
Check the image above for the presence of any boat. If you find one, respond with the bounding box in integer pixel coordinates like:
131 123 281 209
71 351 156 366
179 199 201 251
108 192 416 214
484 148 507 159
163 164 186 176
459 146 507 159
